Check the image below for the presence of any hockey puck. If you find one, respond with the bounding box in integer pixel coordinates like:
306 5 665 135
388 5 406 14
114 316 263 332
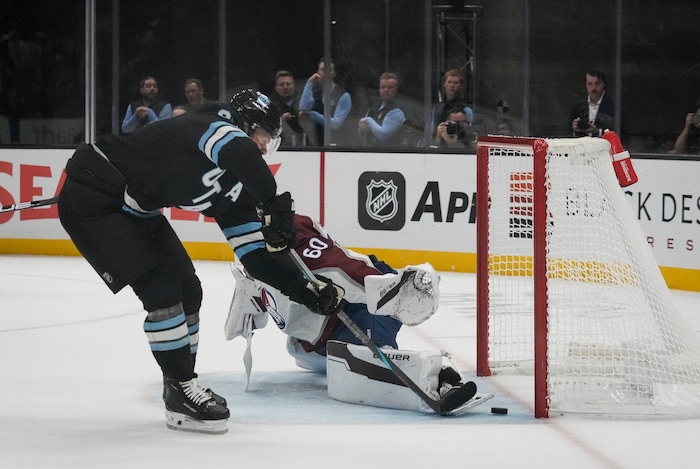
491 407 508 415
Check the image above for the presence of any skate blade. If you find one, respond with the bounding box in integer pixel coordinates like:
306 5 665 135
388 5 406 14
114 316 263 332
447 393 495 416
165 410 228 434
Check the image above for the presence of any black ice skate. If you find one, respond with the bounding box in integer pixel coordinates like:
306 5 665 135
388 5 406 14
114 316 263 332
436 366 478 412
437 366 465 396
164 377 230 434
437 366 493 416
163 375 227 407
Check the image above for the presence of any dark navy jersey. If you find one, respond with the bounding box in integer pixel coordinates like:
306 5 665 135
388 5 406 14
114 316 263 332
95 102 277 220
64 102 303 293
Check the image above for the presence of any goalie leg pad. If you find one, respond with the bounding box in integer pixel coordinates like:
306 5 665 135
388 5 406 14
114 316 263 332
326 341 443 413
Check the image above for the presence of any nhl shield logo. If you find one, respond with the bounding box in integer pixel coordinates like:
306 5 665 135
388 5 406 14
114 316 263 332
366 179 398 222
358 171 405 230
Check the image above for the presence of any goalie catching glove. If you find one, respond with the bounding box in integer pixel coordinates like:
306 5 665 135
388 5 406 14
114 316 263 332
257 192 296 252
283 272 345 316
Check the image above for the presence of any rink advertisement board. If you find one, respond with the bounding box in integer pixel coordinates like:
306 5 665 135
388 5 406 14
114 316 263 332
322 152 477 270
621 158 700 272
0 148 698 289
0 149 67 238
0 149 321 237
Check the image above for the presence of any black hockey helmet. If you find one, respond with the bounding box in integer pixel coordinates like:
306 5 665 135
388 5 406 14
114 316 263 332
230 89 282 139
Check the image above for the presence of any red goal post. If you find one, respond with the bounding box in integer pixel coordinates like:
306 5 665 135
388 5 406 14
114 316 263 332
476 135 700 418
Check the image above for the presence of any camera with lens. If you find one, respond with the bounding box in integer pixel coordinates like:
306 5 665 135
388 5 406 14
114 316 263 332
446 121 459 135
575 117 590 131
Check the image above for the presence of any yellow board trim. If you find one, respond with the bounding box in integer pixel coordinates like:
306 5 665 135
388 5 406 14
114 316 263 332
659 266 700 292
487 255 638 286
0 239 81 256
0 239 696 292
347 247 477 274
0 239 234 261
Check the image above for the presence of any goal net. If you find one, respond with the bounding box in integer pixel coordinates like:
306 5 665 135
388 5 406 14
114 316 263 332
475 135 700 418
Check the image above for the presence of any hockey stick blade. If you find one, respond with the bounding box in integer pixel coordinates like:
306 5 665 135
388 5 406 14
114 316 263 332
288 249 471 416
0 195 59 213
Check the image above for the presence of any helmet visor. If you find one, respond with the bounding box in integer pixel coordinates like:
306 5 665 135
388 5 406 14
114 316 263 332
266 136 281 155
251 128 281 156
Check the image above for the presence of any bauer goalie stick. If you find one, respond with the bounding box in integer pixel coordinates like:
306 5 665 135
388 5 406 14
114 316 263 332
0 195 59 213
287 249 476 416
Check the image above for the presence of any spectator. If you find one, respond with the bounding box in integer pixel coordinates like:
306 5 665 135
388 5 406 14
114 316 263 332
183 78 210 109
435 107 474 149
358 72 406 147
568 69 627 143
431 69 474 138
495 120 514 136
298 58 352 146
671 106 700 154
270 70 307 146
121 76 171 133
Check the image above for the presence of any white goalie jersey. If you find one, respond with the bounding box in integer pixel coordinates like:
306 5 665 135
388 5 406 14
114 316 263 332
224 215 440 345
225 260 440 343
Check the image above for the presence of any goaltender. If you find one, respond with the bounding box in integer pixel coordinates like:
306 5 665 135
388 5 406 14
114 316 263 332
225 214 477 414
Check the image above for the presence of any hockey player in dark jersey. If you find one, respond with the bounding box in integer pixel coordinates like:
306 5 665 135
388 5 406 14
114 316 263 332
57 90 344 434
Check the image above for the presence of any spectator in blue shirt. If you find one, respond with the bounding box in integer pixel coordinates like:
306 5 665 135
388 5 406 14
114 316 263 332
298 59 352 146
358 72 407 147
121 76 172 133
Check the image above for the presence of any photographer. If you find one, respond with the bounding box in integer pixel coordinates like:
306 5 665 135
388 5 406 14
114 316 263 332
435 108 475 149
568 70 627 144
431 69 474 139
671 105 700 154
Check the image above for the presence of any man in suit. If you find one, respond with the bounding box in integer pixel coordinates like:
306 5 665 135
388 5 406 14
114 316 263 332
568 70 626 143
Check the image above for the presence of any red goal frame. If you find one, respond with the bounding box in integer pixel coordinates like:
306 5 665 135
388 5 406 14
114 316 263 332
475 135 550 418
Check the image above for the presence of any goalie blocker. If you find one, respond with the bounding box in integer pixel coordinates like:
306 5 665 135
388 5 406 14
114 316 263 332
326 341 474 414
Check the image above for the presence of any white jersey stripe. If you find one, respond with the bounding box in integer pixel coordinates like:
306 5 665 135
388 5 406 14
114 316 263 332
199 123 246 165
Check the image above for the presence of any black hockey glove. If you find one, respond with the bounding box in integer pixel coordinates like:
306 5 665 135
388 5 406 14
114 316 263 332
282 273 345 316
257 192 296 252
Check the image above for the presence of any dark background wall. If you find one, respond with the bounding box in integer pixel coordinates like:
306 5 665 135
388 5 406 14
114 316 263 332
2 0 699 152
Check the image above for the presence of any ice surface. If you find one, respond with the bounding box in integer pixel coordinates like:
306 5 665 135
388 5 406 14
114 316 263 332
1 255 699 469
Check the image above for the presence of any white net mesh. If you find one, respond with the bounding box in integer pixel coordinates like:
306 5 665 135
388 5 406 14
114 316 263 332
482 136 700 416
